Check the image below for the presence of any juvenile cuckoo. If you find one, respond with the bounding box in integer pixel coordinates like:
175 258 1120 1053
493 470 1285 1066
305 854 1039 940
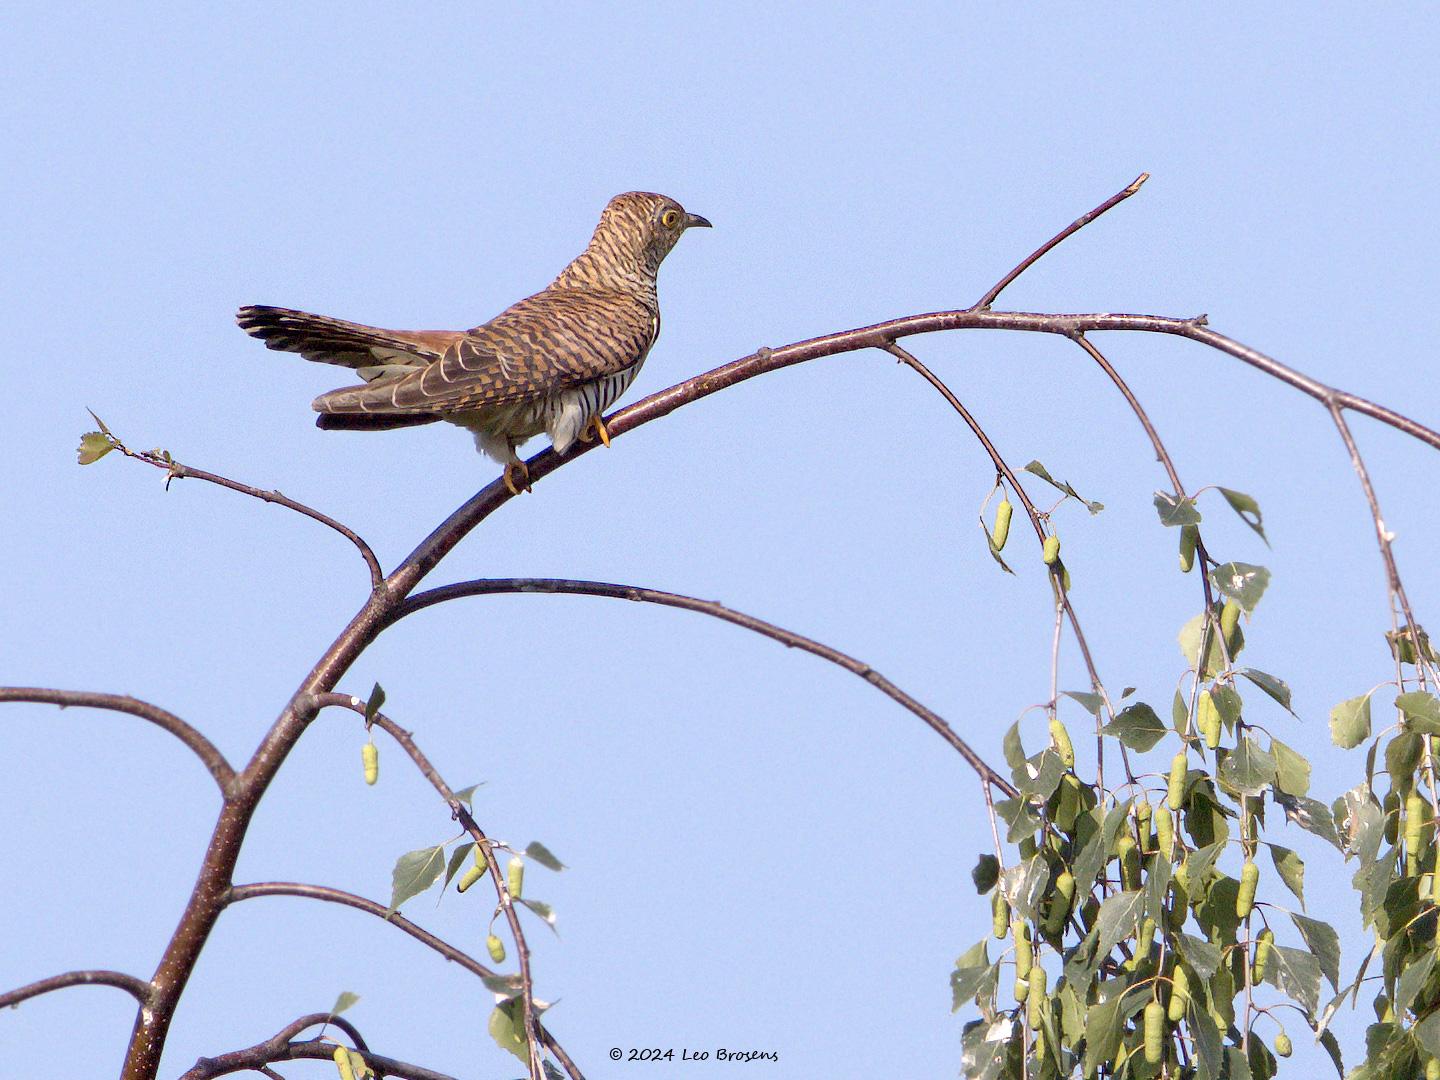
237 192 710 493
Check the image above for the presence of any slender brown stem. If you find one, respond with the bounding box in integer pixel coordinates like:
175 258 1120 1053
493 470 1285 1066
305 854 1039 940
385 580 1017 798
973 173 1149 310
112 441 383 589
307 693 564 1080
1072 333 1185 496
0 969 151 1008
1326 404 1428 676
225 882 496 979
0 688 233 791
884 342 1123 786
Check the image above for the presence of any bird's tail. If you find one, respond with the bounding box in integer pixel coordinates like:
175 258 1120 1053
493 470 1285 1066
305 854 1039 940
236 305 455 369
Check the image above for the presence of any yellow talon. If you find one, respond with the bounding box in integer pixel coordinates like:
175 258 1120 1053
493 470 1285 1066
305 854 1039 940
503 461 531 496
579 415 612 447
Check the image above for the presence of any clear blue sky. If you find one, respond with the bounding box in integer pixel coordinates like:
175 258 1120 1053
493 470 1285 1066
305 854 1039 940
5 4 1439 1077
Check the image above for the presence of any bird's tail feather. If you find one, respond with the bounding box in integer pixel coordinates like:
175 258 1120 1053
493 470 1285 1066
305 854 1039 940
236 305 452 369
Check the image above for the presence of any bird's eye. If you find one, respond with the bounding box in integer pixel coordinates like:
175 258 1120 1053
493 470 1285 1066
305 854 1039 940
660 209 681 228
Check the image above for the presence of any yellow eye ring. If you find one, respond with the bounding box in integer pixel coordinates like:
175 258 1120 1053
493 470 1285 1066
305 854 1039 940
661 209 681 228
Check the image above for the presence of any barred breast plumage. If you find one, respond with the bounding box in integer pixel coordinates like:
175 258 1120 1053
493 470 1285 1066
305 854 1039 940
236 192 708 491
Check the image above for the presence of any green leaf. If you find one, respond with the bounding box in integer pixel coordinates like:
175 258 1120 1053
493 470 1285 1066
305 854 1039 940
1271 945 1322 1015
1179 613 1225 678
1210 561 1271 613
1000 855 1051 923
1154 490 1202 526
387 844 447 915
1396 949 1436 1017
519 898 557 931
1271 738 1311 797
1416 1010 1440 1059
1102 702 1166 752
950 941 994 1010
1211 684 1243 729
980 517 1016 575
1062 689 1104 716
364 682 386 724
1217 736 1276 797
1002 721 1026 770
1217 486 1268 544
1267 844 1305 908
443 842 476 888
523 841 566 871
1290 913 1340 991
1081 989 1125 1075
1396 691 1440 735
77 431 115 465
1190 1002 1224 1080
1015 747 1065 801
451 783 484 806
1239 668 1296 716
1177 932 1222 980
1024 459 1103 514
1274 791 1341 849
1094 889 1144 959
481 972 524 995
330 991 360 1016
971 854 999 894
1318 1026 1344 1078
488 997 530 1063
1329 692 1373 749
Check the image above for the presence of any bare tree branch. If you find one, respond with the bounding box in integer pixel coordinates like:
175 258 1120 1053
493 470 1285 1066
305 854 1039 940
179 1013 452 1080
226 881 494 979
100 432 384 589
0 687 234 791
974 173 1149 310
0 969 151 1008
383 580 1018 798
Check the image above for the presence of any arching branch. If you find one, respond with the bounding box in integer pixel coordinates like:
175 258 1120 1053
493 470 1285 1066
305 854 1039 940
0 969 151 1008
385 578 1018 798
0 688 234 791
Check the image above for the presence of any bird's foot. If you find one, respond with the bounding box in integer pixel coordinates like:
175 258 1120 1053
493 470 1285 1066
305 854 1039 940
577 414 612 447
503 461 532 496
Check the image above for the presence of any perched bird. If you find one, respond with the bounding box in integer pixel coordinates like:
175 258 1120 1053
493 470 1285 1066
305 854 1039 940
237 192 710 493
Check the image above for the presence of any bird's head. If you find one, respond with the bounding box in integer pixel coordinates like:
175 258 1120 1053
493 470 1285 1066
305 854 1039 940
581 191 711 281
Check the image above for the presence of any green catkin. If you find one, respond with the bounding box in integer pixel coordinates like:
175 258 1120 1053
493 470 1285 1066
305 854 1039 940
1253 927 1274 981
361 742 379 785
486 933 506 964
1116 835 1141 890
992 889 1010 939
1043 535 1061 565
1275 1032 1292 1058
1027 966 1048 1029
1168 752 1188 809
1179 525 1198 573
1220 600 1242 652
992 499 1013 551
1143 1000 1166 1064
1156 808 1175 859
1045 871 1076 935
1167 964 1190 1022
1385 790 1401 845
506 858 524 900
1237 859 1259 919
1407 793 1428 875
1013 921 1032 979
1199 691 1222 749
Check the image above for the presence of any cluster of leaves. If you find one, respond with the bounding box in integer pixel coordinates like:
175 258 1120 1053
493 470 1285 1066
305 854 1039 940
954 488 1346 1078
1328 631 1440 1080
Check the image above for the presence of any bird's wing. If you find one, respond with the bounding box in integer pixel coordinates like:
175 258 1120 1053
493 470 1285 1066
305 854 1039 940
387 289 656 413
236 305 465 369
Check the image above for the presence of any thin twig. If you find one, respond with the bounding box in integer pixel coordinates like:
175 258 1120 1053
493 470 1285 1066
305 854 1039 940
307 694 560 1080
107 438 383 589
0 687 233 791
1072 333 1185 496
883 341 1123 787
973 173 1149 310
383 583 1017 798
225 882 495 978
0 968 151 1009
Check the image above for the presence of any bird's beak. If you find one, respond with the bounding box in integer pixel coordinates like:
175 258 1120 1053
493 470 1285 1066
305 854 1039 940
684 213 712 229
